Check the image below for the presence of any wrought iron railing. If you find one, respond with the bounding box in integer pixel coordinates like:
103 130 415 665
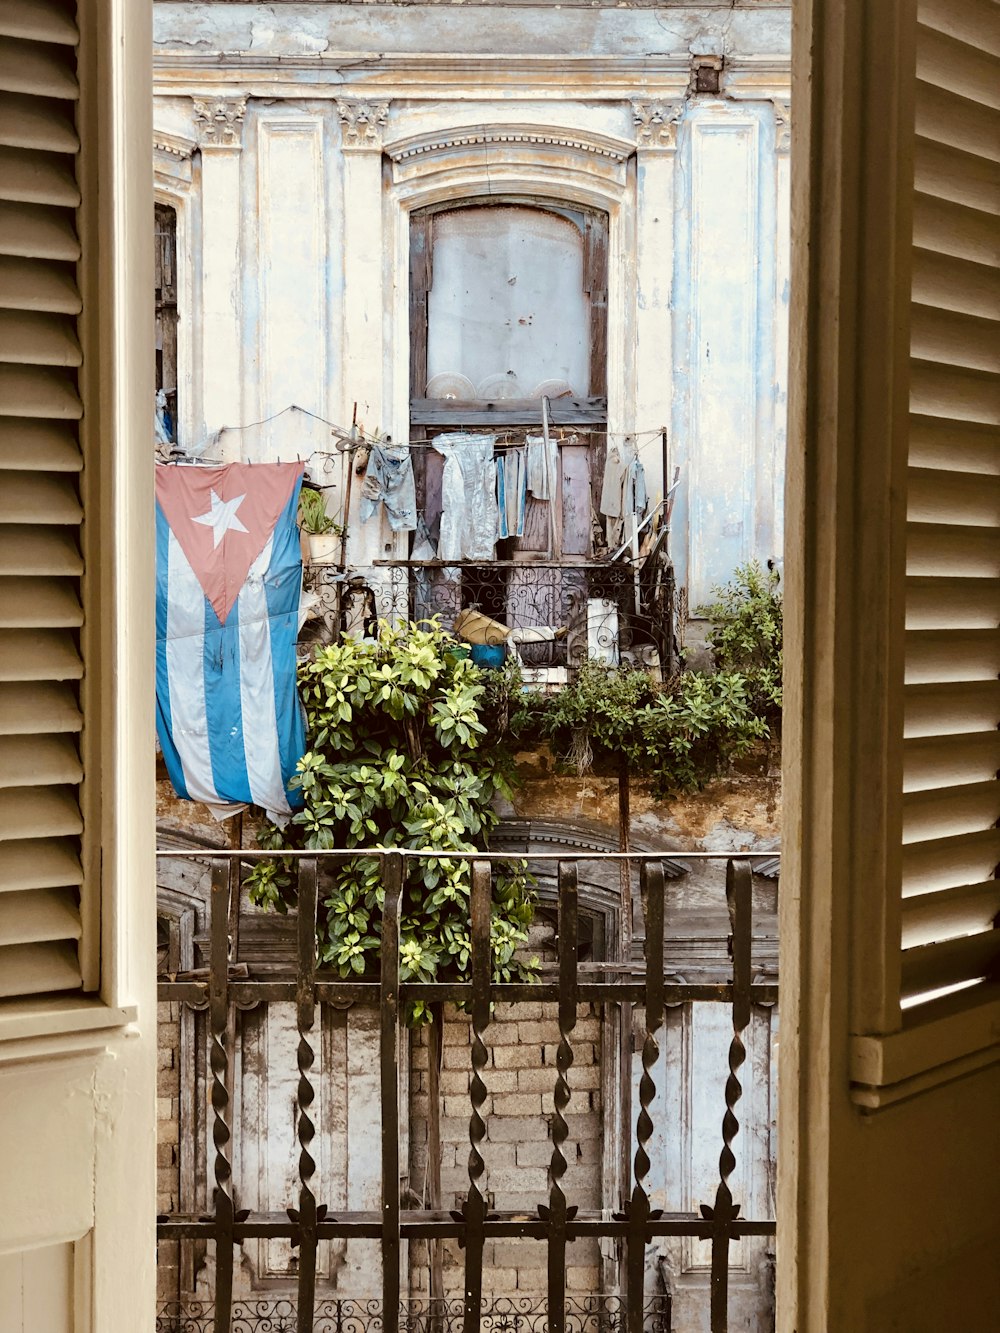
156 850 776 1333
305 558 676 676
155 1295 674 1333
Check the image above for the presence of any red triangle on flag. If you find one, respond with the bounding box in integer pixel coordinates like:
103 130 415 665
156 462 305 624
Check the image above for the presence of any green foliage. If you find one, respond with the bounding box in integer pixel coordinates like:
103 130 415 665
696 560 783 723
297 486 342 536
531 659 767 794
245 620 537 1023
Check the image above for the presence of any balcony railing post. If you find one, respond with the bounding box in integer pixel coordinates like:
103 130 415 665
462 859 493 1333
381 851 404 1333
208 859 235 1332
707 857 753 1333
545 861 579 1333
295 856 321 1333
626 860 665 1333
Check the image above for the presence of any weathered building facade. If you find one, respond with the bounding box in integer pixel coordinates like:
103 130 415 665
152 0 791 611
152 3 789 1329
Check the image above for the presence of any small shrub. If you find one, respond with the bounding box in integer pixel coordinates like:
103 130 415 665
696 560 783 725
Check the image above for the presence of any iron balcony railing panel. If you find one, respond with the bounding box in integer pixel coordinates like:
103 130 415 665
155 1295 675 1333
306 558 676 677
155 849 778 1333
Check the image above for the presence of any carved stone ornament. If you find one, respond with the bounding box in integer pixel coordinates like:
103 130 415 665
772 99 791 153
337 99 390 151
631 100 685 152
193 97 247 149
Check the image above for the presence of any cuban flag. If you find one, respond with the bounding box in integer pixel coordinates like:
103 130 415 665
155 461 307 823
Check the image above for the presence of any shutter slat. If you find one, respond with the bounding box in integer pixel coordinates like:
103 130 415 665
908 414 999 473
0 200 79 261
906 522 999 577
911 247 1000 321
909 358 1000 425
0 682 80 734
0 91 78 153
0 578 82 627
905 680 1000 738
907 467 1000 525
902 881 1000 949
901 929 1000 1003
0 472 80 522
903 826 1000 892
0 785 82 840
914 193 1000 268
0 146 79 207
0 365 80 418
904 629 1000 683
0 836 82 891
910 304 1000 375
0 939 81 996
0 255 80 314
0 2 78 48
0 629 81 681
0 310 80 366
904 575 1000 629
0 734 81 787
918 0 1000 56
0 37 78 101
0 418 81 470
916 24 1000 111
0 886 80 945
915 80 1000 162
914 136 1000 214
903 781 1000 844
903 731 1000 793
0 527 81 576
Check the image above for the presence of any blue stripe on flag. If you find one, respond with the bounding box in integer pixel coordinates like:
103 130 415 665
155 502 189 800
203 594 253 806
264 483 307 809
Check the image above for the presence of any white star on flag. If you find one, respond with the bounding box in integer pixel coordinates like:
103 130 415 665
192 489 249 548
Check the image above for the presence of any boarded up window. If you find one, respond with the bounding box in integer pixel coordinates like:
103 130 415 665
426 205 590 401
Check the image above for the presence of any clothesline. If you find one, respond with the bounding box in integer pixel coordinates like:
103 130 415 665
202 404 668 456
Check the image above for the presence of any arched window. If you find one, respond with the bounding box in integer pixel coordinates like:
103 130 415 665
408 201 610 665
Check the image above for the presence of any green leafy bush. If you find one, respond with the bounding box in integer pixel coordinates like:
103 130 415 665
696 559 783 724
245 620 536 1022
531 659 767 794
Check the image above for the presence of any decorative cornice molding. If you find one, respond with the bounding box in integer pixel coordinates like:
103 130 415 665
631 99 686 151
154 130 197 161
337 99 390 151
386 123 633 166
771 97 791 152
193 97 247 148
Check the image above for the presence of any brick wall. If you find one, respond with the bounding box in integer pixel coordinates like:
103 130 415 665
156 1000 181 1302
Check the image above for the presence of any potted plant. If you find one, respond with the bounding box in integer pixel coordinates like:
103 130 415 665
298 486 344 564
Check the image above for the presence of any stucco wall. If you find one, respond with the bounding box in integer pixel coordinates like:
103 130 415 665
152 1 790 606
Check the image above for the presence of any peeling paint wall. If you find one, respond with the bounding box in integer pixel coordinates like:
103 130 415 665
152 1 790 610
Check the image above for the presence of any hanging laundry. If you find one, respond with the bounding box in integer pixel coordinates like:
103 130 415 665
624 455 648 519
359 443 417 532
433 433 499 561
599 441 629 519
525 434 557 501
155 461 307 824
496 445 527 539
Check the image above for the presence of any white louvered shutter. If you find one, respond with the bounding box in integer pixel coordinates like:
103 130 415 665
0 0 87 999
901 0 1000 1010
